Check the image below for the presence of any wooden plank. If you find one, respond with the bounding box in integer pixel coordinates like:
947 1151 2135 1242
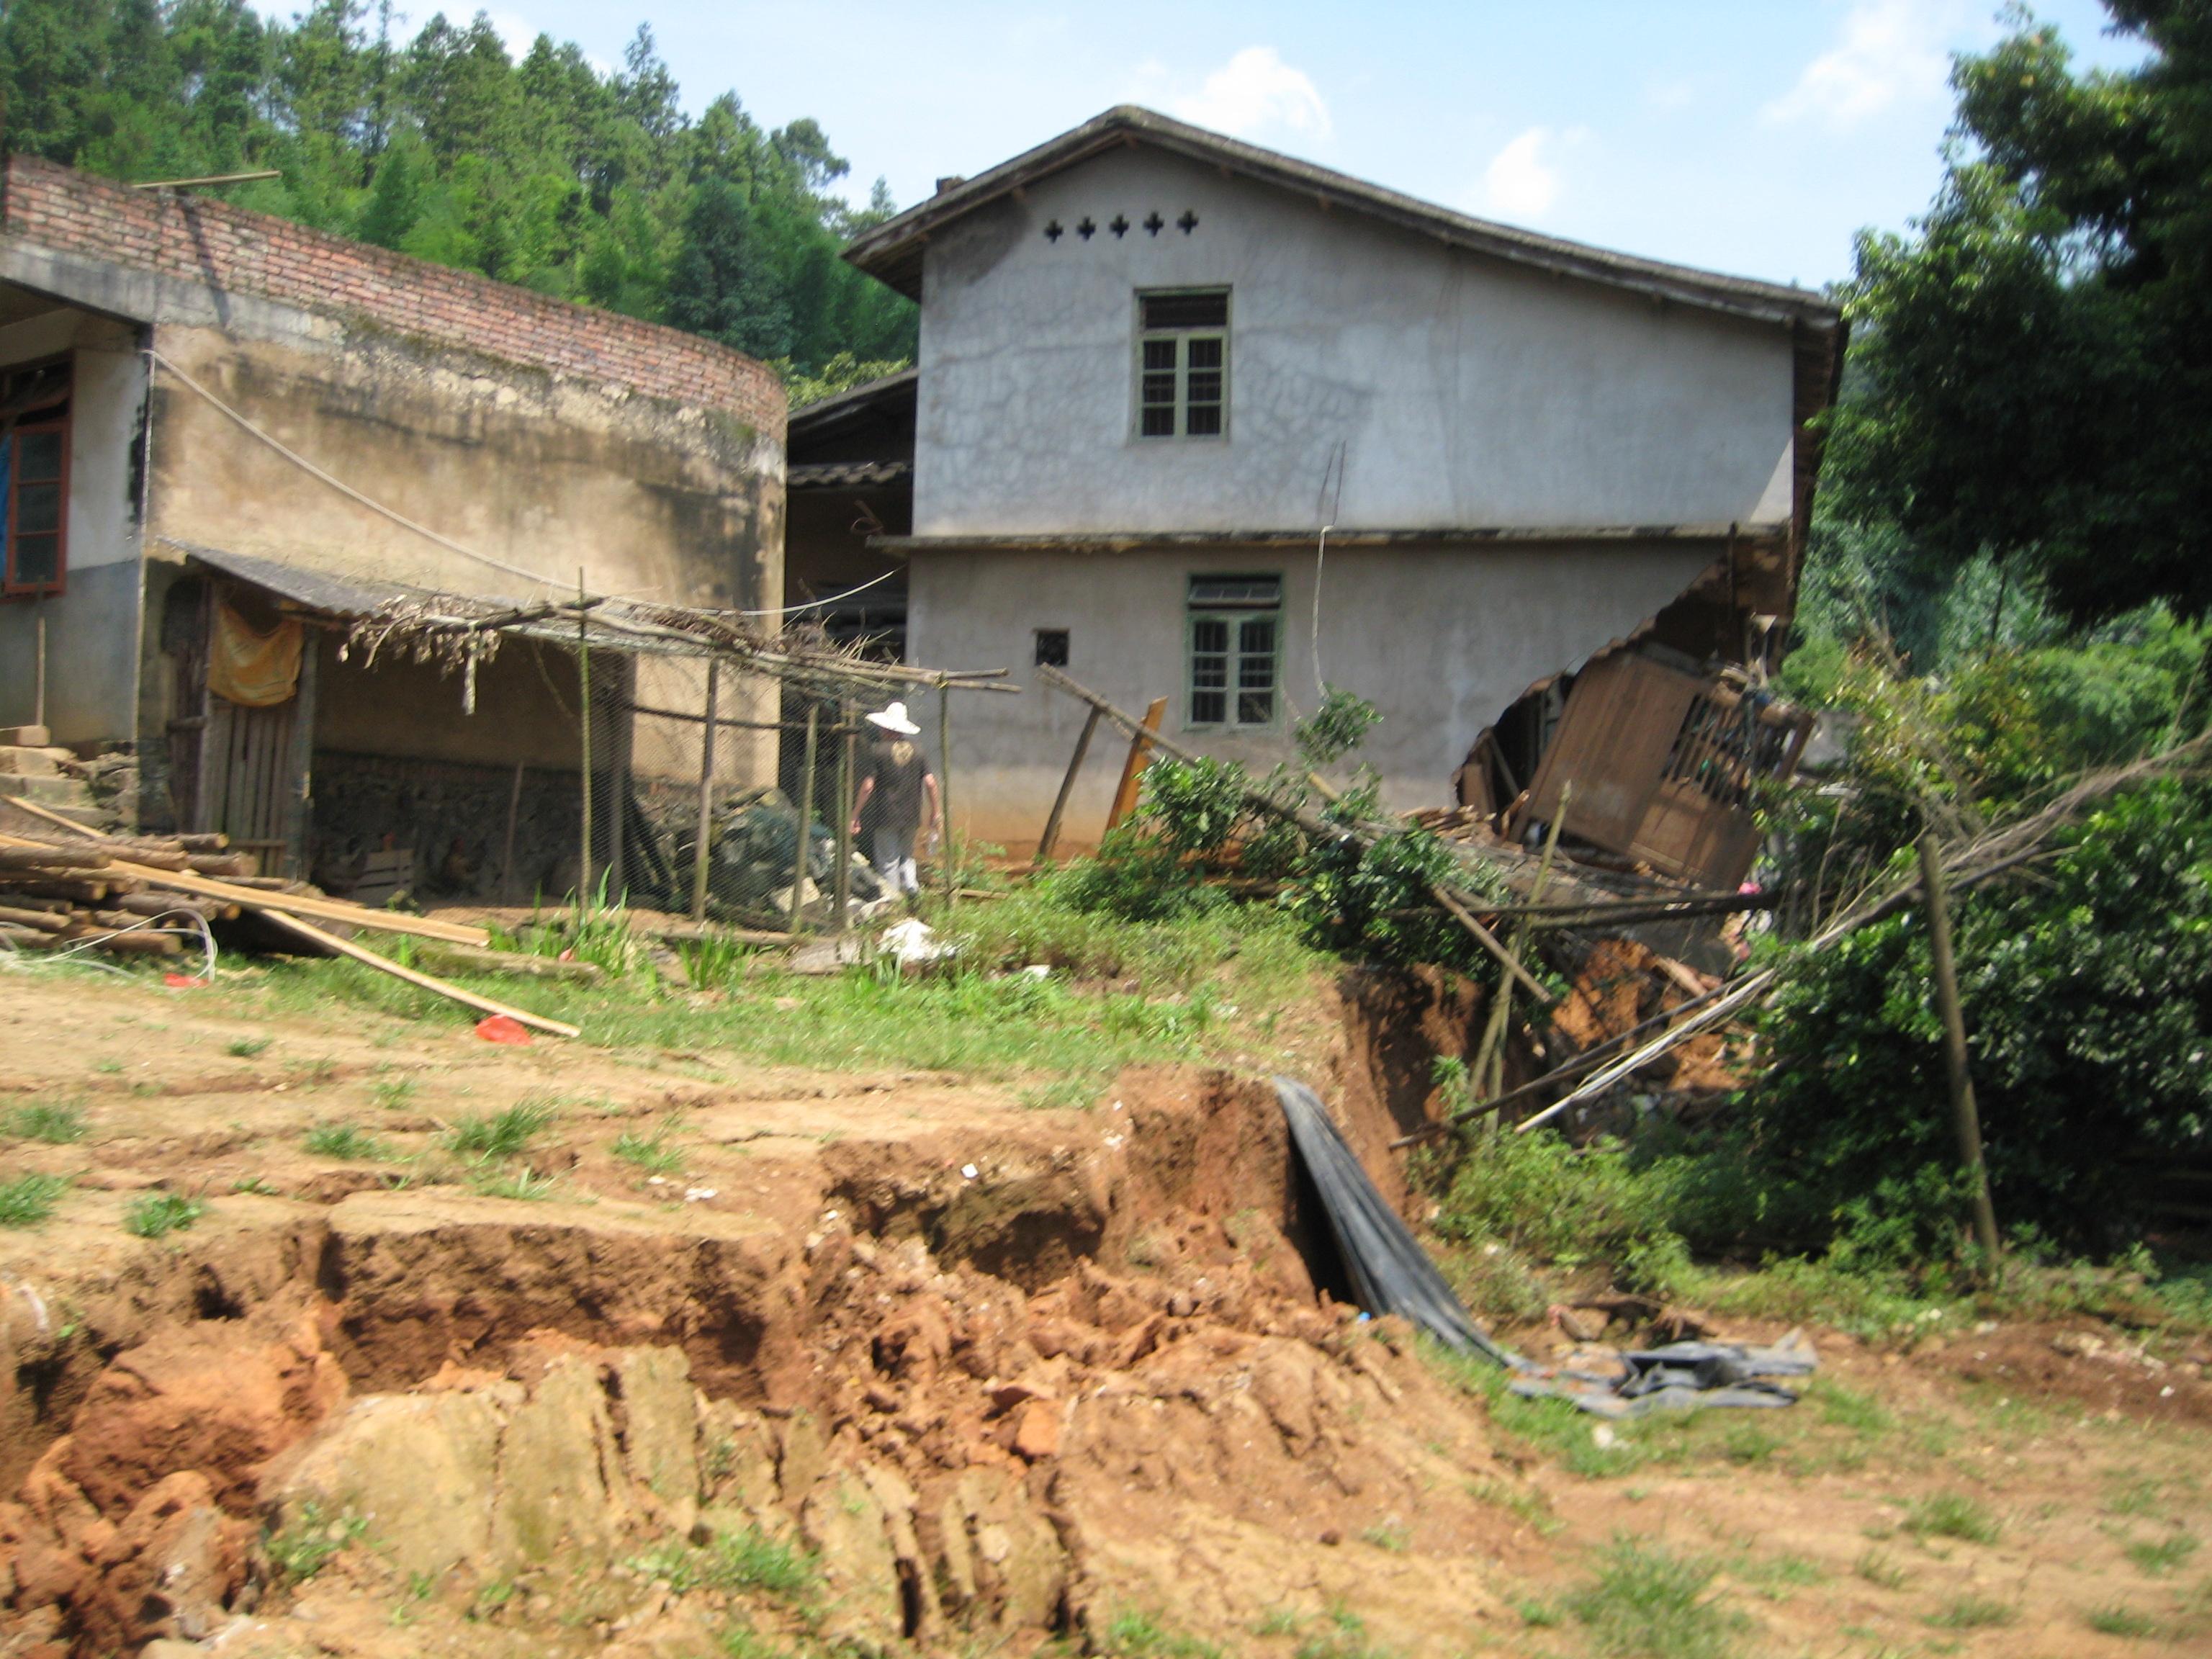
1104 697 1168 836
0 795 106 839
258 911 580 1038
1429 882 1555 1007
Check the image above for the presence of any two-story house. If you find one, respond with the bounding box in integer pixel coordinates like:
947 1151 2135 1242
815 107 1843 855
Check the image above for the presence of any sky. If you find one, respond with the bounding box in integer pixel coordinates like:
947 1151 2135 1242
293 1 2152 290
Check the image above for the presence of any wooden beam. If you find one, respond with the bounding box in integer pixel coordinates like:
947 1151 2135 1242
1033 705 1102 866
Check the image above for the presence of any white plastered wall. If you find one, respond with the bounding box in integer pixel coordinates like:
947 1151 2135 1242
914 145 1799 539
909 539 1717 850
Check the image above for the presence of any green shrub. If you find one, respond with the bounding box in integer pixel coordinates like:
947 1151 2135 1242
5 1102 86 1143
0 1173 68 1228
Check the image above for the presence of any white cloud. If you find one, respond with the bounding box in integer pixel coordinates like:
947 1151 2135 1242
1763 0 1964 130
485 11 536 61
1171 47 1331 140
1478 125 1587 221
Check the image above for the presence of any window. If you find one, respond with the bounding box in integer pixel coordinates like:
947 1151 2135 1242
1187 575 1279 727
1137 289 1228 439
1033 628 1070 667
1 361 71 599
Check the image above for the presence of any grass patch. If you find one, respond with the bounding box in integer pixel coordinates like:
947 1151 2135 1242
630 1524 816 1601
302 1121 391 1161
1357 1520 1409 1552
1556 1537 1747 1658
1100 1609 1225 1658
612 1123 685 1174
1925 1594 2015 1629
444 1099 557 1161
371 1076 419 1110
264 1500 367 1582
2086 1604 2162 1637
1853 1548 1909 1590
2124 1530 2198 1576
1469 1476 1564 1536
0 1173 68 1228
467 1167 557 1202
225 1035 271 1057
1902 1491 2001 1545
123 1192 206 1238
5 1101 86 1143
1809 1379 1893 1435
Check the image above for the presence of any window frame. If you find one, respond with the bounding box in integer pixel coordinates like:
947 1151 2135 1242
1133 287 1231 442
1 359 72 601
1184 574 1281 731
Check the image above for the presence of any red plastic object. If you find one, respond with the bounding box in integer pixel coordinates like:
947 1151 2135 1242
163 974 207 989
474 1014 532 1045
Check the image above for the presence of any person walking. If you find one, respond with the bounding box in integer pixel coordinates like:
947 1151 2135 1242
850 701 940 897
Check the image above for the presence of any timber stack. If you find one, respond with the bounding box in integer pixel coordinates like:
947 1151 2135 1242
0 827 278 958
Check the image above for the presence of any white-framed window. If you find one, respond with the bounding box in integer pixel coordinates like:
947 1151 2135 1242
1136 289 1228 439
1187 575 1279 727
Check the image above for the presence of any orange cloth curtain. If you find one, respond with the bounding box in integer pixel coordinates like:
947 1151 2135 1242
208 601 304 707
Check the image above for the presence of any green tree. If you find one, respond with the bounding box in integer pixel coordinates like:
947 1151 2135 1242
1835 1 2212 624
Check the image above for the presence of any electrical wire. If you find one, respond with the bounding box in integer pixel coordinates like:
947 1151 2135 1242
733 564 905 619
1 907 219 980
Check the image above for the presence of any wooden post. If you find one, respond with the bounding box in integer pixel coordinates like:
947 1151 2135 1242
1033 705 1102 867
279 635 318 878
832 702 855 932
1471 783 1568 1102
32 598 47 732
1918 832 2002 1272
575 571 593 909
607 657 631 903
789 701 819 936
688 659 720 921
500 761 524 904
1104 696 1168 837
938 684 956 909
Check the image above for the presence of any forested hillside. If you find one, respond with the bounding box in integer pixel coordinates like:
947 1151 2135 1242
0 0 917 392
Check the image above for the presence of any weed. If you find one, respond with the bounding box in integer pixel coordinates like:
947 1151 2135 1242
1290 1606 1391 1659
1558 1537 1747 1659
717 1624 798 1659
468 1167 557 1202
288 1056 341 1087
1925 1595 2015 1629
5 1101 86 1143
1735 1554 1823 1597
2124 1530 2198 1576
1101 1609 1224 1657
2086 1604 2162 1637
0 1173 68 1228
1809 1380 1893 1435
2107 1470 2164 1518
1853 1548 1909 1590
93 1058 122 1074
612 1123 685 1174
123 1192 205 1238
371 1076 419 1110
302 1121 390 1161
444 1098 557 1160
466 1579 516 1622
232 1176 276 1196
1254 1606 1303 1637
1903 1491 2000 1545
1719 1423 1781 1466
264 1501 367 1583
225 1035 271 1058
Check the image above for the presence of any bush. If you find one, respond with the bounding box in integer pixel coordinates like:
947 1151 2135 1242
1751 778 2212 1256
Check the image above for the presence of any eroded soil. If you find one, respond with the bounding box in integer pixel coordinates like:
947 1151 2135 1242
1 965 2208 1659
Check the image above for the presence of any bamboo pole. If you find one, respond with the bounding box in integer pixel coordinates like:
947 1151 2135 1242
575 569 593 909
832 699 855 932
1033 705 1102 867
689 660 720 922
1919 832 2003 1272
938 685 956 911
1471 784 1569 1099
500 761 524 904
791 703 819 937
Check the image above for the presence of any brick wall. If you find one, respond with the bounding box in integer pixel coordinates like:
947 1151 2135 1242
1 155 786 434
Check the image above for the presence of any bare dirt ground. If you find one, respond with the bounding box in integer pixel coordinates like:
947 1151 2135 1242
2 966 2209 1658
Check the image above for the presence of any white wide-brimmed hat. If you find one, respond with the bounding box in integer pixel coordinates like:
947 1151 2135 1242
866 701 922 735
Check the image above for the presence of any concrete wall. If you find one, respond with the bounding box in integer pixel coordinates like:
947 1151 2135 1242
914 145 1796 538
908 539 1717 849
0 307 147 746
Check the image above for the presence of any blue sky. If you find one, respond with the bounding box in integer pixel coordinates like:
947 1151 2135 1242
300 1 2149 289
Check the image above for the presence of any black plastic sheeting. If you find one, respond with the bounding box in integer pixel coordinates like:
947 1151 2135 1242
1273 1076 1521 1369
1272 1076 1817 1414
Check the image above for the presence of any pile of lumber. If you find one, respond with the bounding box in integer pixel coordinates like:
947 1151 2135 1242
0 830 273 957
